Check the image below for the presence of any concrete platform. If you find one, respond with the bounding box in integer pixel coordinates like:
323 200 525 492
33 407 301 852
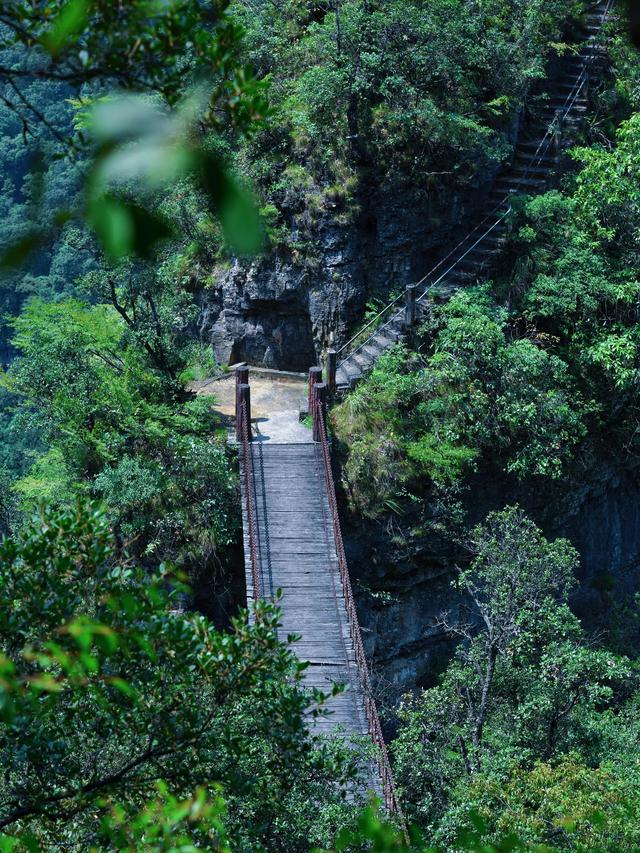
192 369 311 443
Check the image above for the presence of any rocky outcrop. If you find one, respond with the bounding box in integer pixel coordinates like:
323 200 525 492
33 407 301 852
198 173 502 370
348 460 640 706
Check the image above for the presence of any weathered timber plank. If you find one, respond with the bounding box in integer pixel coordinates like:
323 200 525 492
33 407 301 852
238 439 376 792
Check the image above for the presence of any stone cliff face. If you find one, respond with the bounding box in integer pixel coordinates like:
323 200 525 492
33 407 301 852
349 460 640 706
198 173 499 370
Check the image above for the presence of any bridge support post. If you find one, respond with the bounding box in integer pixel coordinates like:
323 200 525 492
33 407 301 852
235 366 249 430
553 108 563 155
308 366 322 413
326 349 337 395
312 382 328 442
236 383 251 442
404 284 417 328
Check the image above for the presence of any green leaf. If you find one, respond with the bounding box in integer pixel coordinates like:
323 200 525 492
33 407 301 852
26 674 64 693
199 152 262 255
127 203 175 258
106 677 138 699
87 196 173 261
41 0 89 57
87 196 133 260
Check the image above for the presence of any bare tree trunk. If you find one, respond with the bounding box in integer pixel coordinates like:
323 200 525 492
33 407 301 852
472 643 498 769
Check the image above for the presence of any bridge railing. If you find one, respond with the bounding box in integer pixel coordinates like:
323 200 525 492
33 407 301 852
237 381 262 604
334 0 613 371
312 382 405 822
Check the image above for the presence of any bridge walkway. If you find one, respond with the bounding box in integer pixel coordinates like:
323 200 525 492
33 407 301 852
240 438 368 738
230 376 395 807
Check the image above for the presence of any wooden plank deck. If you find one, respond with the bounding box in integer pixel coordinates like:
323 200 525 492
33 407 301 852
240 440 369 741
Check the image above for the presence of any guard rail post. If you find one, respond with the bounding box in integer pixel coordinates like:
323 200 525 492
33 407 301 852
326 349 337 395
308 366 322 413
404 284 417 328
553 108 563 155
237 383 251 442
235 366 249 430
312 382 328 442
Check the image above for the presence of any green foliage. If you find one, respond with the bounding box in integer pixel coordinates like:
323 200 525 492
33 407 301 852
0 0 269 266
96 783 232 852
406 436 478 488
505 116 640 448
460 756 640 851
234 0 585 206
334 291 586 514
393 507 638 849
179 342 224 383
3 298 238 569
571 113 640 247
332 346 419 516
0 501 359 850
1 0 267 121
335 114 640 513
1 5 639 851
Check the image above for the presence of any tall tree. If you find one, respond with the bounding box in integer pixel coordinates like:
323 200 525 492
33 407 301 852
0 502 358 850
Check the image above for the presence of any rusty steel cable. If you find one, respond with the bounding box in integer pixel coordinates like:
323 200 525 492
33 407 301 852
314 396 405 824
240 399 262 605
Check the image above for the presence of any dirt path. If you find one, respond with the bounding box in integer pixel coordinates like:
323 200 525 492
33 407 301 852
192 369 312 444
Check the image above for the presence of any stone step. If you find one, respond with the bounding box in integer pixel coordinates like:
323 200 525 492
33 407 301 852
480 235 508 251
372 330 400 350
556 80 588 90
454 266 483 281
384 315 406 334
512 151 559 167
341 360 362 382
547 87 588 100
362 342 384 359
459 249 500 270
335 369 349 390
549 99 587 111
518 138 556 150
511 158 553 171
560 116 584 130
458 247 498 267
461 238 502 257
547 87 585 99
543 87 587 100
563 64 587 77
352 350 375 372
451 264 481 281
362 342 384 360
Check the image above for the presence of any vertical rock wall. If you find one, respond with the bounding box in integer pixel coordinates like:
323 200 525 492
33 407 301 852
349 461 640 704
199 173 500 370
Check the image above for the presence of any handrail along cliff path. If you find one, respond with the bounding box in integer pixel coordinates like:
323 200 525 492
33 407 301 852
334 0 614 391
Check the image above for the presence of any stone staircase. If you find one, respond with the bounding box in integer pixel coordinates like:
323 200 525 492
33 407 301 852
335 1 610 392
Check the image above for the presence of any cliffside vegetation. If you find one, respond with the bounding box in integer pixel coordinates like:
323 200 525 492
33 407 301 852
393 507 640 848
233 0 587 247
334 86 640 514
1 0 640 850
